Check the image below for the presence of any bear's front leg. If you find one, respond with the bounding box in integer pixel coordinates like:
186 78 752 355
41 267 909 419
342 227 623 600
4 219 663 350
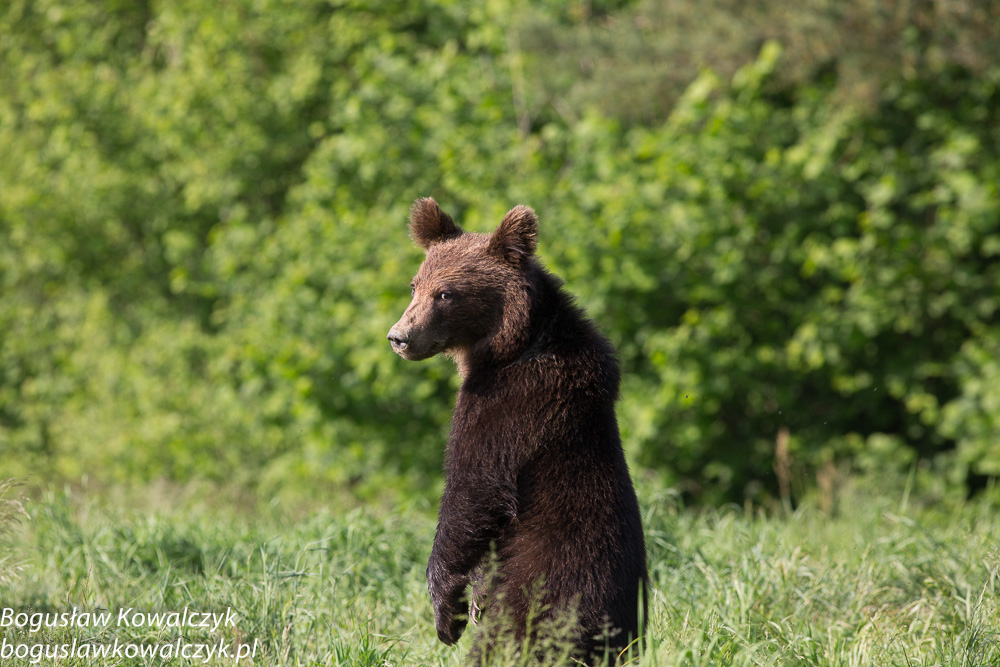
426 471 516 646
426 557 469 644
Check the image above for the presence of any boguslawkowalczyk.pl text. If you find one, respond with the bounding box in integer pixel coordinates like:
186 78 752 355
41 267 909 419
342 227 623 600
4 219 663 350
1 636 260 663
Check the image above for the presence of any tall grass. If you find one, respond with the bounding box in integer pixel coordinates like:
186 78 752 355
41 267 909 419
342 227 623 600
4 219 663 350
0 480 997 666
0 479 27 586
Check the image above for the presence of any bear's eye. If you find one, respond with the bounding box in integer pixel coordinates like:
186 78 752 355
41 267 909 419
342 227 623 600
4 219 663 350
410 283 415 296
439 291 451 301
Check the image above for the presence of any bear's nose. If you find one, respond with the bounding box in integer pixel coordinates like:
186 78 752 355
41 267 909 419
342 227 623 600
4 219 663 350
387 330 408 352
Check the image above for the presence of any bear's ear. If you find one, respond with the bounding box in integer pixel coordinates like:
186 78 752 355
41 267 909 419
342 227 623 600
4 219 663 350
488 205 538 264
409 197 463 249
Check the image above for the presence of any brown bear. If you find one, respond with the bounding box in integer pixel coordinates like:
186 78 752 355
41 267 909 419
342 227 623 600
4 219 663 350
387 198 647 664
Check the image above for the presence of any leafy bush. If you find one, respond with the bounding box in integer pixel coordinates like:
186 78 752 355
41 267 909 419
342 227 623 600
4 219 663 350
1 0 998 504
545 47 1000 502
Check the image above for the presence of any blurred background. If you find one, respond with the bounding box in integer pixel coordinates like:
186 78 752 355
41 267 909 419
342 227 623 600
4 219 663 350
2 0 998 509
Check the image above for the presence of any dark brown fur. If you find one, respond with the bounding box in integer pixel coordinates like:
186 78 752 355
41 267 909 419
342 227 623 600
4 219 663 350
388 198 647 664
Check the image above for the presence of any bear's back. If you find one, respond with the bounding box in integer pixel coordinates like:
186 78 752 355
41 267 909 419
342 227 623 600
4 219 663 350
451 269 647 659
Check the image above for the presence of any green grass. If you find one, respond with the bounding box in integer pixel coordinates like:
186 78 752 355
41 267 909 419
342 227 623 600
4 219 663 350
0 480 997 666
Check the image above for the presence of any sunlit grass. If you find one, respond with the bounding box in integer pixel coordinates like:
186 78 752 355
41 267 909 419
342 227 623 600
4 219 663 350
1 479 997 666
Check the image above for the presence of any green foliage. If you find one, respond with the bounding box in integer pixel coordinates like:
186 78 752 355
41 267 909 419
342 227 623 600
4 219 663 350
557 46 1000 501
519 0 1000 125
1 0 999 503
0 0 526 496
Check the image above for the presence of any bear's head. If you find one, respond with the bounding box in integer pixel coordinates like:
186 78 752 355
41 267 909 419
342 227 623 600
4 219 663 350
387 197 538 367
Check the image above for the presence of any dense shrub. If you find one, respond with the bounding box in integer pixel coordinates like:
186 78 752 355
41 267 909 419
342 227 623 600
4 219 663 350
1 0 998 503
554 49 1000 501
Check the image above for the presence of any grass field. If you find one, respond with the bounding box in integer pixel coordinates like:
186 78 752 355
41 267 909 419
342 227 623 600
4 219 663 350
1 478 998 666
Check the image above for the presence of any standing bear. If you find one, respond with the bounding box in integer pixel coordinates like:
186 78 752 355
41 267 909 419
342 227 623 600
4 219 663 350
388 198 647 664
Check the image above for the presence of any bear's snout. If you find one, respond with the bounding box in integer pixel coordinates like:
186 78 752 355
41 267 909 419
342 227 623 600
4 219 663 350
387 324 443 361
387 328 409 354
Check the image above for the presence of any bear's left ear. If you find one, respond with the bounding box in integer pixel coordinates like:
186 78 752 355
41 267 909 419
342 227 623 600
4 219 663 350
488 205 538 264
409 197 463 249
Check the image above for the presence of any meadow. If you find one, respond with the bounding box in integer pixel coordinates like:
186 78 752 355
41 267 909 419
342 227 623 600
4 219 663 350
2 478 997 666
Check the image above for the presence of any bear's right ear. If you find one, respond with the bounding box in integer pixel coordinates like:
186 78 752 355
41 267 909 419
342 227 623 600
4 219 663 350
409 197 463 249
